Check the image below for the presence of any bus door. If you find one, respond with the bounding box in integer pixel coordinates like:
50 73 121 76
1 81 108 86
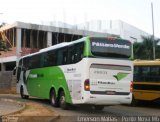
16 59 24 92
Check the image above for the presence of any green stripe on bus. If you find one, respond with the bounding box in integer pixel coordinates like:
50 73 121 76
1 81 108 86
26 66 72 104
84 37 93 57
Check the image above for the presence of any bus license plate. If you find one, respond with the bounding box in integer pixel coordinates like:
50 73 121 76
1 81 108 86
106 91 115 95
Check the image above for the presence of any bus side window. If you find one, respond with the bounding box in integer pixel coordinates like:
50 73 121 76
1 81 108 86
158 67 160 81
68 46 75 64
141 66 150 81
23 57 30 70
29 56 35 69
67 42 84 64
43 52 48 67
74 43 84 62
46 50 57 66
57 48 67 65
134 66 139 81
62 50 67 65
29 54 40 69
150 66 160 81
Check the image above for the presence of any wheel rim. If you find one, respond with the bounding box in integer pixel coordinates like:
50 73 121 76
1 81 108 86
60 95 65 106
51 93 55 105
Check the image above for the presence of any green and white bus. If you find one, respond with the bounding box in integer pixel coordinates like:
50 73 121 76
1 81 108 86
16 37 133 110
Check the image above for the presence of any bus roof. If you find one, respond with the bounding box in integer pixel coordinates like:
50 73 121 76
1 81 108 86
40 42 69 52
134 59 160 66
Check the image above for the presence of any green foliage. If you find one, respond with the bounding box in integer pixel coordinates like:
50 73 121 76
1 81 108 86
0 40 9 51
133 36 160 60
155 45 160 58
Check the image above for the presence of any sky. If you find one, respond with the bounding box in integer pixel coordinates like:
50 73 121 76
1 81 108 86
0 0 160 38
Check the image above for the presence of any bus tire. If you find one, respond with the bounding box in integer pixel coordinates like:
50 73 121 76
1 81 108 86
130 96 138 106
94 105 104 111
59 91 68 110
20 86 29 99
50 89 59 107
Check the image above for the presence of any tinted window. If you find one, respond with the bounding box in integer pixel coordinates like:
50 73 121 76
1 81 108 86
150 66 160 81
68 42 84 64
44 50 57 67
24 42 84 69
18 59 22 67
23 57 30 70
134 66 160 82
29 54 42 69
42 47 68 67
57 48 67 65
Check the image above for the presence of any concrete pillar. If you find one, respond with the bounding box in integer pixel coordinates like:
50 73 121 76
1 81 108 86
1 63 6 71
0 63 1 71
16 28 22 59
47 32 52 47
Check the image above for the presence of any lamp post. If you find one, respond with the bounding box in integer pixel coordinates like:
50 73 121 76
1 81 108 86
151 2 155 59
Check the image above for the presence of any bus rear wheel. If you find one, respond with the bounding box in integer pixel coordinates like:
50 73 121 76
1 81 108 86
59 91 68 110
50 89 59 107
20 86 29 99
130 96 139 106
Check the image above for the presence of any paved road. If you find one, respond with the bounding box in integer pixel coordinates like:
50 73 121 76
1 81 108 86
0 94 160 122
23 97 160 122
17 95 159 116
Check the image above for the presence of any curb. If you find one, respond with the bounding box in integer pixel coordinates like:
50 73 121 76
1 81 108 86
0 98 26 116
0 96 61 121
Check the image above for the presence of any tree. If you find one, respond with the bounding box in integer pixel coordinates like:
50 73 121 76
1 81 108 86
0 40 9 51
155 45 160 59
133 36 160 60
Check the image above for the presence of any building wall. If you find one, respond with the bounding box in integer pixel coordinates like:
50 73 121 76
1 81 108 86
76 20 151 43
117 20 149 42
0 71 16 94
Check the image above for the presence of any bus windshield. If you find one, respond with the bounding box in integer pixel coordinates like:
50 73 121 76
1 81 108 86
90 37 131 59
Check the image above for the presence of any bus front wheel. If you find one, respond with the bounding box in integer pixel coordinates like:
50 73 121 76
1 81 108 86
50 89 59 107
20 86 29 99
59 91 68 110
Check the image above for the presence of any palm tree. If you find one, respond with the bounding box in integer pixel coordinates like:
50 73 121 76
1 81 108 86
133 36 160 60
133 42 144 59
